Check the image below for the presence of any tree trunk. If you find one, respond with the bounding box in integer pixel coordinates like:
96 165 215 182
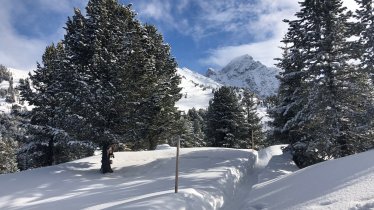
100 144 113 174
47 137 54 166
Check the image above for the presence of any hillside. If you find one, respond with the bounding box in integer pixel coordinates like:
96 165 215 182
175 67 221 112
0 68 30 114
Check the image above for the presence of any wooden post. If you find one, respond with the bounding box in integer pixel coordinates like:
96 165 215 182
175 138 180 193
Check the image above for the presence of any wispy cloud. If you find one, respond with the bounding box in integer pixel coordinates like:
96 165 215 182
200 0 299 68
200 39 282 69
201 0 360 69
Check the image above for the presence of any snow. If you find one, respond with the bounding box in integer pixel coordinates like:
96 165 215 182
0 147 253 210
1 145 373 210
244 148 374 210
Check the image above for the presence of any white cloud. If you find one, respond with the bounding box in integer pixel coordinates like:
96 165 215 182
200 39 282 69
201 0 360 69
0 0 86 71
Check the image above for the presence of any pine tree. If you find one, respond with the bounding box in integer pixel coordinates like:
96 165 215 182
242 89 264 149
206 86 247 148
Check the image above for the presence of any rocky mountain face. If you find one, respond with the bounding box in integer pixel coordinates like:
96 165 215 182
206 54 280 98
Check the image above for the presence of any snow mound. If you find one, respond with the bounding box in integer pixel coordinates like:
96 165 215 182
246 149 374 210
155 144 173 150
254 145 287 168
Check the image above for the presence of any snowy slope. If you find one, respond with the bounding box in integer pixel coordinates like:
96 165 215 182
243 148 374 210
0 68 30 114
206 55 280 98
176 67 222 112
0 147 253 210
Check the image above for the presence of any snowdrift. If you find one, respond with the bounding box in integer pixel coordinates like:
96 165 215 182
0 147 254 210
246 148 374 210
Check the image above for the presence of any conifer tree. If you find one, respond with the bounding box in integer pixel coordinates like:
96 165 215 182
206 86 247 148
59 0 181 172
275 0 374 168
242 89 263 149
18 43 94 169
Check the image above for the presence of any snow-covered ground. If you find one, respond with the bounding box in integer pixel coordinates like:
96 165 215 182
0 146 254 210
1 145 373 210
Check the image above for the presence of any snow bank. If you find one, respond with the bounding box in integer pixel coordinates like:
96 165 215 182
155 144 174 150
246 149 374 210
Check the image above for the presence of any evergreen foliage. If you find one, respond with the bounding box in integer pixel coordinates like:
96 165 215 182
355 0 374 77
22 0 181 173
18 43 94 170
273 0 374 168
206 86 248 148
178 108 207 147
0 114 19 174
242 89 264 149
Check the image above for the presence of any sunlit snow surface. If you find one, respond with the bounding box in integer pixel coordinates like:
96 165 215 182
1 145 373 210
0 147 253 210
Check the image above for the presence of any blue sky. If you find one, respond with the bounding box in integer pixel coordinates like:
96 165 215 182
0 0 358 74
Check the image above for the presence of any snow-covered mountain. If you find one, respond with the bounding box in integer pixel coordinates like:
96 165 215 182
175 67 222 112
206 54 280 98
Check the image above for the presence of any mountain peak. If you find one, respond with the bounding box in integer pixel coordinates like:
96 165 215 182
221 54 263 74
206 54 280 98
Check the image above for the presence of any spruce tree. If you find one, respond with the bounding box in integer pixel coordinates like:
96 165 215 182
59 0 181 172
206 86 247 148
242 89 264 149
276 0 374 168
18 43 94 169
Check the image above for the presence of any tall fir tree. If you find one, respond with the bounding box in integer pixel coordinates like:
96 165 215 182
242 89 264 149
206 86 247 148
